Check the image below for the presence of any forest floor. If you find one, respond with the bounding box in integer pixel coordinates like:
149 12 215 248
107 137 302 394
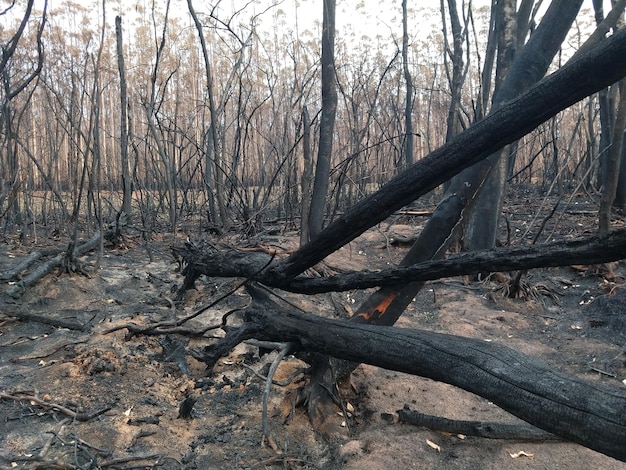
1 196 626 469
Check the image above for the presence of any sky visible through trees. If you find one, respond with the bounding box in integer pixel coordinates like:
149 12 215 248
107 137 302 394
0 0 620 237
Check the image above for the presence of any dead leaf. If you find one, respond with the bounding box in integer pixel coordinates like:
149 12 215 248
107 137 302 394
510 450 534 459
426 439 441 452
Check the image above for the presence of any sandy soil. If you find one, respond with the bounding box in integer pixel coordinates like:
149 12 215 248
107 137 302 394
0 211 625 469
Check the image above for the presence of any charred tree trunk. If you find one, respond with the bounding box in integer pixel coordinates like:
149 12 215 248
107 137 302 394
300 106 313 247
402 0 414 166
174 225 626 295
308 0 337 239
115 16 132 220
599 81 626 232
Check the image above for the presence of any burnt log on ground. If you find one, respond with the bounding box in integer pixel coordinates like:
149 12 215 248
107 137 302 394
172 226 626 295
4 217 126 299
198 285 626 462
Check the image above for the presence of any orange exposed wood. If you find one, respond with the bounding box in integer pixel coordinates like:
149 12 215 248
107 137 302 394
353 291 397 322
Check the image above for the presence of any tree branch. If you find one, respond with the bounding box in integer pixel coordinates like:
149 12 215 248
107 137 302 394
174 226 626 294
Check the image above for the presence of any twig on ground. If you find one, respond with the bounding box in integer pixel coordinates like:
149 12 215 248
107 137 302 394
250 455 311 469
589 365 617 378
241 361 306 387
102 280 251 338
261 342 295 453
39 418 70 459
99 454 161 467
397 406 562 440
0 391 112 422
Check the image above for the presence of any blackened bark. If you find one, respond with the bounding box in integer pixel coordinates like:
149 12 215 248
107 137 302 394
615 132 626 208
397 407 560 440
599 81 626 232
115 16 132 219
308 0 337 239
300 106 313 246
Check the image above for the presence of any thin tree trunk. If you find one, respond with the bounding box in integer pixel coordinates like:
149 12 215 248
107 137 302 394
300 106 313 247
442 0 464 142
115 16 132 219
593 0 616 190
187 0 224 228
92 0 107 268
477 0 497 120
599 81 626 232
402 0 414 165
146 0 176 231
308 0 337 239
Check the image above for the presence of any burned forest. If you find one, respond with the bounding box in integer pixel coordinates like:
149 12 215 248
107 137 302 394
1 1 626 469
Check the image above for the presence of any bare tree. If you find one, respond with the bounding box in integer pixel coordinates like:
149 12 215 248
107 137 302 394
307 0 337 239
441 0 467 143
115 15 132 220
0 0 47 227
144 0 177 231
599 81 626 232
402 0 414 165
300 106 313 246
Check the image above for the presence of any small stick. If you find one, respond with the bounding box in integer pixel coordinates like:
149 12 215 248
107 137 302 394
589 365 617 378
0 391 112 422
261 342 295 452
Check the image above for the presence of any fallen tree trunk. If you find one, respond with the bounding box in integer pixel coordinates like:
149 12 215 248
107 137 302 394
0 248 62 281
271 292 626 460
199 285 626 462
5 229 114 298
173 226 626 294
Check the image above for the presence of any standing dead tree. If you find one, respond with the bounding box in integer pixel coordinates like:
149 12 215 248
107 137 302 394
0 0 47 227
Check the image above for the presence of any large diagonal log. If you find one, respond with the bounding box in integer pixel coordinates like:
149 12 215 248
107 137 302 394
265 27 626 283
214 286 626 462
